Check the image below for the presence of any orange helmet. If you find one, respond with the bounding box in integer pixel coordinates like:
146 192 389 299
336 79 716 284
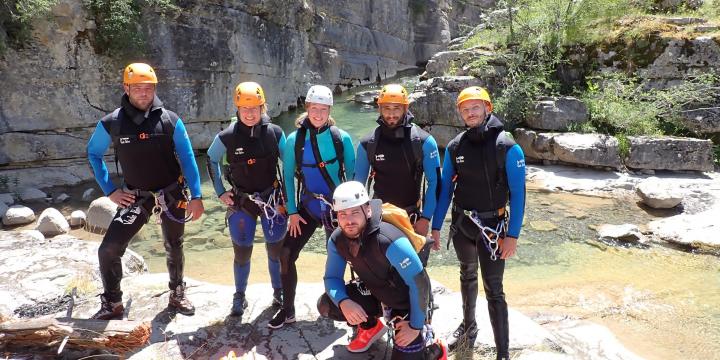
123 63 158 85
234 82 266 108
456 86 493 112
377 84 410 105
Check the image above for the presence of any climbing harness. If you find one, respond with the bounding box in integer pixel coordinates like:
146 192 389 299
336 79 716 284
247 187 287 237
308 191 337 231
464 209 508 261
384 312 434 355
124 182 192 225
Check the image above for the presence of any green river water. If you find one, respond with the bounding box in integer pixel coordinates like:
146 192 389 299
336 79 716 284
42 74 720 359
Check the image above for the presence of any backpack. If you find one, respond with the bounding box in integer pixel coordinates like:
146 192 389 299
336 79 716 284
380 202 428 253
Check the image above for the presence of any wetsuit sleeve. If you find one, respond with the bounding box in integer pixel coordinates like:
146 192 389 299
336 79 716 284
385 237 427 329
505 144 526 239
324 239 349 305
420 136 441 220
283 132 299 214
206 135 227 197
432 149 456 230
87 121 117 196
341 131 355 181
173 119 202 199
353 142 370 185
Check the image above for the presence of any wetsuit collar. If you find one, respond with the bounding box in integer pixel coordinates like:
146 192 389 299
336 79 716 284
121 94 164 126
376 111 415 141
466 114 504 143
300 116 330 135
236 113 270 138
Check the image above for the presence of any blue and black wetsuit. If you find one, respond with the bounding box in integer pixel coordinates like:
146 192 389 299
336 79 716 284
318 200 432 359
206 114 286 297
279 117 355 315
86 95 202 303
432 114 526 358
355 112 441 223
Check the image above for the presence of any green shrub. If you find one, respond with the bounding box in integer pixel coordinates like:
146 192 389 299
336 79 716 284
82 0 177 58
581 72 719 137
0 0 58 52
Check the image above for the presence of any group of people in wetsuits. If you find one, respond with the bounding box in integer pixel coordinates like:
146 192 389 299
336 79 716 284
86 63 526 360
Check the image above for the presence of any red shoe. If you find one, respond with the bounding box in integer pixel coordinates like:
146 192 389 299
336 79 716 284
346 320 387 353
427 339 448 360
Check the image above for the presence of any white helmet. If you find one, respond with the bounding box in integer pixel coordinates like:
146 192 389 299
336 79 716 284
306 85 333 106
333 181 369 211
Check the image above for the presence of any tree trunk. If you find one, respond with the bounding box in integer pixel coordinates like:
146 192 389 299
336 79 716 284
0 317 150 354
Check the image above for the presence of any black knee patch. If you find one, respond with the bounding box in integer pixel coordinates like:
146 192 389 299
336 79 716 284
460 262 479 280
265 241 283 261
233 243 252 265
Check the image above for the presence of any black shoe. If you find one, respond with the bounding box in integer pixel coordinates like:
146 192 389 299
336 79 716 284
272 288 283 307
168 283 195 316
447 322 478 351
91 294 124 320
425 339 448 360
267 308 295 329
230 292 248 317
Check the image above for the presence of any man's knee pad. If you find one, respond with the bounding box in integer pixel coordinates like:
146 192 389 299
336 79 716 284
228 210 257 247
459 262 479 281
98 242 121 261
232 243 253 266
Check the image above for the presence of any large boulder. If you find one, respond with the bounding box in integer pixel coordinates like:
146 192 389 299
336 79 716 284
409 88 465 129
2 205 36 226
641 37 720 89
86 197 118 234
626 136 714 172
514 128 560 161
35 207 71 236
352 90 380 105
425 124 463 149
636 178 684 209
552 133 623 169
596 224 646 243
648 209 720 252
69 210 87 227
54 193 70 203
0 193 14 205
525 97 589 131
18 188 48 202
409 75 492 136
416 75 485 93
681 107 720 135
81 188 95 202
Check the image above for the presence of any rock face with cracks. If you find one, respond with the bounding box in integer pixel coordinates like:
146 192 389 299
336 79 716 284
0 0 489 191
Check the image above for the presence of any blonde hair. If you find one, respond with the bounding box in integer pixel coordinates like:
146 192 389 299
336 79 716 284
294 111 336 128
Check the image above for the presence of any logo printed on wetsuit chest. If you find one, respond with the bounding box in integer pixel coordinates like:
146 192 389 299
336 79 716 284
375 154 385 162
235 147 244 155
120 137 130 144
455 155 465 164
